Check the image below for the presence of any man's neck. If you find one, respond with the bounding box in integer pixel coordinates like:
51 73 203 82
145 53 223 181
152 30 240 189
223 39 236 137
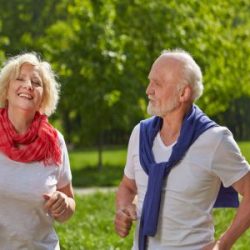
160 103 192 146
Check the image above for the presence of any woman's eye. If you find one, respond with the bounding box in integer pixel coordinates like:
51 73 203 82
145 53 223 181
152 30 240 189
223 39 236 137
32 80 42 86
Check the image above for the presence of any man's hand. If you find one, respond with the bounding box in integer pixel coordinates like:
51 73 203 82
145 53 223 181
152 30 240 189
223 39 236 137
114 204 137 237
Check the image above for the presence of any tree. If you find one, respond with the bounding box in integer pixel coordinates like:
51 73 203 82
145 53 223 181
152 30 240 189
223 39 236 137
0 0 250 157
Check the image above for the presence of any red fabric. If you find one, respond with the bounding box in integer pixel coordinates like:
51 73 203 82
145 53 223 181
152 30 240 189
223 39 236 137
0 108 61 166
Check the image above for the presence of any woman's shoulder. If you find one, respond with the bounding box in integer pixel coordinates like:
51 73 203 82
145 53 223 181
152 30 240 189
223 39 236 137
55 130 67 147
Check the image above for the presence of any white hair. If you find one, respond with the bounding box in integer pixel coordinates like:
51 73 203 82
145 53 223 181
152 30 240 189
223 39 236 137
161 49 203 101
0 52 60 116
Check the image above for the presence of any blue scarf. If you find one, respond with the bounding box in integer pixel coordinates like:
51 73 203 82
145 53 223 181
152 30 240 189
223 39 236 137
138 105 239 250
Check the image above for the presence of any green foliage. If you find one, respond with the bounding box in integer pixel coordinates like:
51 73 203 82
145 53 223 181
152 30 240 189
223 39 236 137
214 97 250 141
0 0 250 145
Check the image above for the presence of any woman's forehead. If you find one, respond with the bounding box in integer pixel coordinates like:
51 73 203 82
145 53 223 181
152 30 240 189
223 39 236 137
19 63 41 76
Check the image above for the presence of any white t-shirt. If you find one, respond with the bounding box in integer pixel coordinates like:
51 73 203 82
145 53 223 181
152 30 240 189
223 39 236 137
125 124 250 250
0 131 72 250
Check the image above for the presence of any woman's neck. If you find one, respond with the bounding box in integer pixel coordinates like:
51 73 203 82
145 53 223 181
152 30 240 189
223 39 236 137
7 107 35 134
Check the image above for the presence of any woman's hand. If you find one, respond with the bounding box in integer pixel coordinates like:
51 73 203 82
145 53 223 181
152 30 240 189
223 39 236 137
43 184 75 223
43 191 69 219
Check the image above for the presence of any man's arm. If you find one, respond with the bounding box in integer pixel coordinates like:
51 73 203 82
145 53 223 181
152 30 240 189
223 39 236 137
114 175 137 237
204 172 250 250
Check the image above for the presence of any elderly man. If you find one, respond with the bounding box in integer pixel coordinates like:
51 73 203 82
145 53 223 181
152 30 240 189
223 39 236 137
114 49 250 250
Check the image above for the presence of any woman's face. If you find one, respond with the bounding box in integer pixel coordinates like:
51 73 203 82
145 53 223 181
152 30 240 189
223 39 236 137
7 63 44 113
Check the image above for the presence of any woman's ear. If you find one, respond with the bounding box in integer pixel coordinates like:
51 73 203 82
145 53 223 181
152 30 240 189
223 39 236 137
179 85 192 103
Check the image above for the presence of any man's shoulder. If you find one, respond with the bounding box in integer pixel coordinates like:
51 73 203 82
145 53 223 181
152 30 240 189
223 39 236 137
139 116 162 131
199 125 233 144
131 117 155 131
129 117 157 141
139 116 155 124
206 125 232 136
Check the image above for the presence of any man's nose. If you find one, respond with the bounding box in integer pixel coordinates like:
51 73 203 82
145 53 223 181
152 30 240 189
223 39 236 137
146 82 153 95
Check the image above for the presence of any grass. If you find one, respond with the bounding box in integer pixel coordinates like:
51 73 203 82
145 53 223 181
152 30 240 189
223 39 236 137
238 141 250 162
213 208 250 249
69 148 126 187
56 193 134 250
69 148 127 171
56 142 250 249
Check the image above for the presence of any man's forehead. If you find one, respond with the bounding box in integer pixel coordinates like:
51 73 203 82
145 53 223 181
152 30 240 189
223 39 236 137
155 55 182 68
151 56 180 72
148 55 183 83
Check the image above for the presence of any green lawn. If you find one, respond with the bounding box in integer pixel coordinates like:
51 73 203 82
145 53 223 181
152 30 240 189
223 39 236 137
69 148 126 187
56 142 250 249
56 193 134 250
238 141 250 162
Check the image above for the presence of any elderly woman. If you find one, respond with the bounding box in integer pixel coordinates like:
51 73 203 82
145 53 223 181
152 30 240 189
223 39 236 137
0 52 75 249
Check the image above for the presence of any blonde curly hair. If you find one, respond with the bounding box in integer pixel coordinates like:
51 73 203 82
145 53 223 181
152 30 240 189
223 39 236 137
0 52 60 116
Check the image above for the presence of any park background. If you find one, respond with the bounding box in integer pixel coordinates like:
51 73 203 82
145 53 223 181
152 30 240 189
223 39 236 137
0 0 250 249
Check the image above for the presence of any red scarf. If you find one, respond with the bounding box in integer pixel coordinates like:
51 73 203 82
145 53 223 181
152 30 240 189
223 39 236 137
0 108 61 166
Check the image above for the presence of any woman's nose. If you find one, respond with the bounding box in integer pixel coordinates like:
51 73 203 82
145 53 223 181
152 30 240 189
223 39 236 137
22 80 33 90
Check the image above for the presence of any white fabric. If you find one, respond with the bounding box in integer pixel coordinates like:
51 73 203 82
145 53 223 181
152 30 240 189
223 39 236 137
125 124 250 250
0 131 72 250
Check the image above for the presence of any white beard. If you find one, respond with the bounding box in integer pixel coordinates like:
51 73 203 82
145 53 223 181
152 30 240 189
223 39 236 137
147 97 179 117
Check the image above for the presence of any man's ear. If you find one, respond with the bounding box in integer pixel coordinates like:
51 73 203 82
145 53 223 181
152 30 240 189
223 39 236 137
179 85 192 102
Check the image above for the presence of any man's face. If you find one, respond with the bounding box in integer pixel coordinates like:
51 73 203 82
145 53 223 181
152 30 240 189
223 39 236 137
146 56 181 117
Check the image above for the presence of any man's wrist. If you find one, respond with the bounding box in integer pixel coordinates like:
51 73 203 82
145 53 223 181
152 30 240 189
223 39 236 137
217 236 233 250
